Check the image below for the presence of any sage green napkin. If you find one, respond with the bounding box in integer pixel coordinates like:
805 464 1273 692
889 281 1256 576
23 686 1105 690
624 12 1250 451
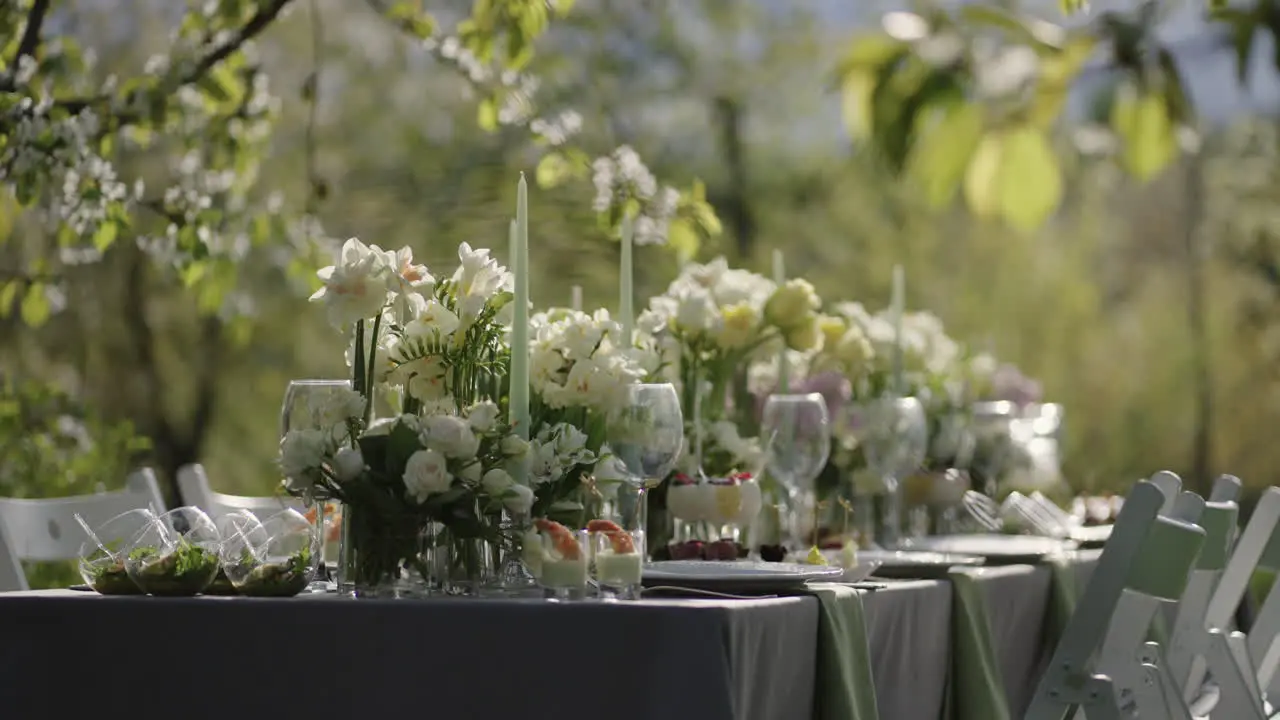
947 568 1012 720
805 582 880 720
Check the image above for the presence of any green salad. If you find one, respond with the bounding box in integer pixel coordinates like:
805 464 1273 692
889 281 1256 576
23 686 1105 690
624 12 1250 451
231 546 312 597
127 541 220 596
85 558 144 595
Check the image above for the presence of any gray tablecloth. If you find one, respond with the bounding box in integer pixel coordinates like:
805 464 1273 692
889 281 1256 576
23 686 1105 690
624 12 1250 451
862 579 953 720
0 590 818 720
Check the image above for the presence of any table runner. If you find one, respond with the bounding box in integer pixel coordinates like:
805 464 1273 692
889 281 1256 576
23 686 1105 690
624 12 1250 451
806 583 879 720
0 590 817 720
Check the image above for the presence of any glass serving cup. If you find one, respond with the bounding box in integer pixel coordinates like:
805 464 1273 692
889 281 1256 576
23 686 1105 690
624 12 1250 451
124 506 222 596
589 524 644 601
220 509 317 597
77 509 158 595
536 525 589 602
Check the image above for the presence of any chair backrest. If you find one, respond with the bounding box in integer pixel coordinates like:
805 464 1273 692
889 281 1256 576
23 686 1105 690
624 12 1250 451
0 468 166 568
0 509 27 592
1026 477 1205 720
176 463 300 522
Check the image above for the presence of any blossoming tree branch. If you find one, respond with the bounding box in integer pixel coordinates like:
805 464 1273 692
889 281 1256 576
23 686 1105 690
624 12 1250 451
838 0 1277 231
0 0 721 329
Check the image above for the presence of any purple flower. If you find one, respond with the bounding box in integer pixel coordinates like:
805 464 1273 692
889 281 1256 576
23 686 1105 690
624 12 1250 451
990 364 1042 407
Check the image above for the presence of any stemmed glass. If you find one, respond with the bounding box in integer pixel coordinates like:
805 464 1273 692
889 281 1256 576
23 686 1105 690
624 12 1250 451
761 393 831 551
280 379 351 593
605 383 685 558
841 396 928 548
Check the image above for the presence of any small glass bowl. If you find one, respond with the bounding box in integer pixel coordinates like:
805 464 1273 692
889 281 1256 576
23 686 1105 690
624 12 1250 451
124 506 222 596
589 522 644 601
219 509 316 597
77 509 157 595
535 522 588 601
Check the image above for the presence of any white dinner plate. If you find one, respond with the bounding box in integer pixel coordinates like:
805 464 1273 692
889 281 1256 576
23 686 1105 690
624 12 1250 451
855 550 984 579
906 534 1070 564
781 552 885 583
643 560 843 592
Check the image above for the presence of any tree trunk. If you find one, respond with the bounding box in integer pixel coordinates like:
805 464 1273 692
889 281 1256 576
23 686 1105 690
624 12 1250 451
712 96 754 258
1183 156 1213 496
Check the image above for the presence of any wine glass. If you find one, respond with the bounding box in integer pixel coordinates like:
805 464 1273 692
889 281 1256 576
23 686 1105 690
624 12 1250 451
605 383 685 557
761 393 831 550
841 396 928 548
281 379 352 593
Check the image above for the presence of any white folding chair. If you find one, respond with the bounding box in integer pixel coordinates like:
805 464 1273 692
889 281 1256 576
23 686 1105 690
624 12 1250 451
0 468 166 592
176 463 300 521
1163 476 1266 719
1026 479 1206 720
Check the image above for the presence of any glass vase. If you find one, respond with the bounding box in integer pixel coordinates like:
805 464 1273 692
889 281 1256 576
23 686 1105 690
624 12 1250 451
337 504 426 599
439 528 496 596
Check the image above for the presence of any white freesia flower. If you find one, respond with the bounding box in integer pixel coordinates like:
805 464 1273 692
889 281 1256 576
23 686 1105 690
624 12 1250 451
422 415 480 459
279 429 328 483
466 401 501 432
333 447 365 482
403 449 451 503
403 298 461 340
383 246 434 295
310 238 390 327
673 289 720 336
527 440 563 486
451 242 513 322
391 354 448 401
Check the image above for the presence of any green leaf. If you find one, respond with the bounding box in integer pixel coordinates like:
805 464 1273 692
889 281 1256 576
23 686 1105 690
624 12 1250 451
477 98 498 132
535 152 573 188
834 34 906 78
20 283 50 327
550 0 574 15
841 70 878 140
1030 35 1097 127
964 133 1004 219
386 422 422 478
1059 0 1089 14
92 221 117 251
1111 87 1178 182
0 281 18 317
666 218 700 265
959 5 1059 51
997 127 1062 232
907 100 985 207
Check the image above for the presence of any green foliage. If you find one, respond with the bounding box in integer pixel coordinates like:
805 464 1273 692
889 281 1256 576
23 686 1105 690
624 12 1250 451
836 0 1280 230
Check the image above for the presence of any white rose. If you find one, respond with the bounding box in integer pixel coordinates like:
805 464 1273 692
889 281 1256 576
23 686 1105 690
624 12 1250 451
280 429 327 481
333 447 366 482
314 387 366 427
422 415 481 459
467 401 501 433
403 449 451 503
503 484 534 515
482 468 515 496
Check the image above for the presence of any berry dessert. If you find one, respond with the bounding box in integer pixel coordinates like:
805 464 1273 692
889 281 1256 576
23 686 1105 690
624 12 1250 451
667 473 763 528
758 544 788 563
664 539 747 561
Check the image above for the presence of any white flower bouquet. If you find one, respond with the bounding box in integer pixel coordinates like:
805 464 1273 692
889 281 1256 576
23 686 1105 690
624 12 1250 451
280 238 532 592
639 257 823 479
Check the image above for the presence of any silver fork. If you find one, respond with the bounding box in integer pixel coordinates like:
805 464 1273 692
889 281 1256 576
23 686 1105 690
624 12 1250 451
962 491 1003 532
